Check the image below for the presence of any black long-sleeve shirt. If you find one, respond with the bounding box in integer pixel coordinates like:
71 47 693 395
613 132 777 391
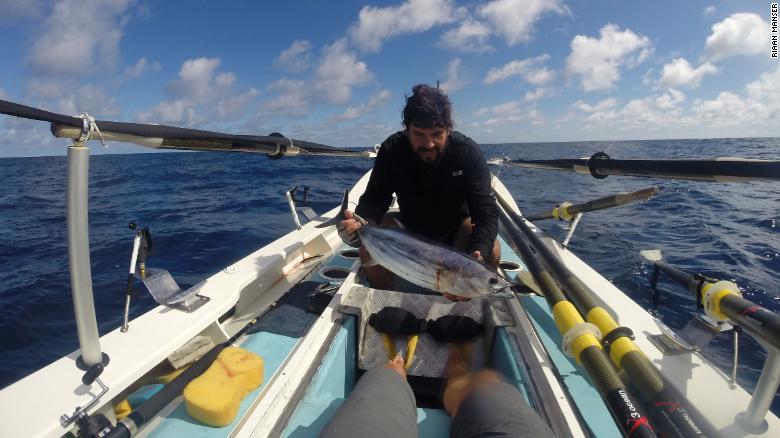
355 131 498 257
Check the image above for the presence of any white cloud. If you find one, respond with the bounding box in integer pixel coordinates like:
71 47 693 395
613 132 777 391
274 40 312 73
654 89 685 109
658 58 717 89
438 18 493 54
138 58 257 123
565 24 652 91
55 84 122 118
166 58 228 102
692 65 780 127
313 39 373 104
703 6 715 16
569 94 689 129
524 66 555 86
262 40 373 118
26 77 71 99
524 87 554 102
137 100 197 124
0 88 6 99
123 57 162 79
566 67 780 133
263 78 310 117
570 98 619 113
484 54 551 85
477 0 569 46
473 100 543 126
705 13 770 61
330 89 391 121
439 58 468 93
27 0 132 75
216 88 259 120
349 0 463 52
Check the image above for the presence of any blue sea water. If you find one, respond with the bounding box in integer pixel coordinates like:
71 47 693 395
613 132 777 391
0 138 778 415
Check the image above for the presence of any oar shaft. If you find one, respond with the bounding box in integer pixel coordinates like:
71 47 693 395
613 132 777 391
501 156 780 182
526 187 659 221
496 195 708 437
497 201 657 437
652 261 701 293
0 98 374 158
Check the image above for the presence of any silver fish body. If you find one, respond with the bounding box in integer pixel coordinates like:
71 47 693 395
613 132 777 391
359 226 511 298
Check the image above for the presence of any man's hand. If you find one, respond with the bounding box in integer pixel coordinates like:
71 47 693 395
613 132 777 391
338 210 362 247
443 251 483 302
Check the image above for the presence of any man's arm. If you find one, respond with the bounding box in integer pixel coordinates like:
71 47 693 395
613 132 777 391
463 142 498 258
354 140 394 224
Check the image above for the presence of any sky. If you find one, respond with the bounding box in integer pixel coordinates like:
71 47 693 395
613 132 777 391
0 0 778 157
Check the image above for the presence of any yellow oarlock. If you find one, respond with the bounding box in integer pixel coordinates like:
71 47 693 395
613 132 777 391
552 202 575 221
183 347 264 427
701 280 742 321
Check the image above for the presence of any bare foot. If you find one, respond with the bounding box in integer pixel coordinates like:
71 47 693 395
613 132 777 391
383 353 406 379
445 347 469 379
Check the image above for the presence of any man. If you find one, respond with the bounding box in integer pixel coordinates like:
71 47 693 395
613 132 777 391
340 84 500 298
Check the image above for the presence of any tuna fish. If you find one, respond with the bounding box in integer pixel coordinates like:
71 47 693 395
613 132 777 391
321 190 512 298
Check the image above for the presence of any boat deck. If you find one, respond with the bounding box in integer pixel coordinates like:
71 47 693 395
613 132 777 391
122 237 620 437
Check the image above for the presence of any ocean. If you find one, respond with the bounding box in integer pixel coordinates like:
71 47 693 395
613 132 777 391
0 137 778 414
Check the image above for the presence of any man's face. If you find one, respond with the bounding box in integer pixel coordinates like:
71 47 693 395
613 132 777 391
407 124 449 165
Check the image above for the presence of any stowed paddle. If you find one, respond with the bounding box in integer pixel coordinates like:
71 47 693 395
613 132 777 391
494 197 657 437
524 187 659 222
495 195 709 438
491 152 780 182
0 99 375 158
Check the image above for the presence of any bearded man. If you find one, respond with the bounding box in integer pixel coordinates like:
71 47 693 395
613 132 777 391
340 84 500 299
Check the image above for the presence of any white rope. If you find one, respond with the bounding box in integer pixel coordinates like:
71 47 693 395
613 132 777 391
77 113 108 148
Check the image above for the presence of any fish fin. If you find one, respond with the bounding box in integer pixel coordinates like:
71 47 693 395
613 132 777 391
315 188 350 228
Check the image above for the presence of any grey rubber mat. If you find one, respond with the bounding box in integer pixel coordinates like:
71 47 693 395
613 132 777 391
340 287 516 378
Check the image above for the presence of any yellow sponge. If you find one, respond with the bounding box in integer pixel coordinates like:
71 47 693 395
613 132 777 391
183 347 264 427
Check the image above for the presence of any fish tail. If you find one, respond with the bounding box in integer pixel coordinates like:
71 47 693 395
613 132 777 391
316 188 366 228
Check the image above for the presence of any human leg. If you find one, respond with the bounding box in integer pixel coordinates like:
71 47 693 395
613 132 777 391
321 356 419 438
443 352 555 438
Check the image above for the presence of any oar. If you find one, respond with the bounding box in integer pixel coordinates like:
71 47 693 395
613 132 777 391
495 199 657 437
524 187 659 221
105 302 277 438
0 99 375 158
639 250 780 352
492 152 780 182
495 195 709 437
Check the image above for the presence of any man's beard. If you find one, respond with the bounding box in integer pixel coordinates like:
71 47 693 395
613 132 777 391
416 148 442 167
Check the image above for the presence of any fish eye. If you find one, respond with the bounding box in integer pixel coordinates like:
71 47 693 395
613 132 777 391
489 277 499 285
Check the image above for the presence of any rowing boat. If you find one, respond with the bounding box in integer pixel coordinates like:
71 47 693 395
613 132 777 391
0 99 778 438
